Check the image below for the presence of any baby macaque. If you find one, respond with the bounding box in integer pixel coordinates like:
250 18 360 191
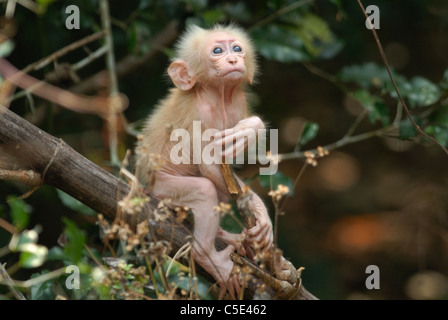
135 24 273 298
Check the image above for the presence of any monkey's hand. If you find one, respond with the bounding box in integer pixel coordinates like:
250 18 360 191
218 228 255 260
214 116 264 159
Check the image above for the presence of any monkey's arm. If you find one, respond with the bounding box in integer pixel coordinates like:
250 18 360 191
213 116 265 159
199 163 273 251
234 175 273 251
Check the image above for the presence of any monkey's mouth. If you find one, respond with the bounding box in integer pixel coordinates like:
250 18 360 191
223 69 244 77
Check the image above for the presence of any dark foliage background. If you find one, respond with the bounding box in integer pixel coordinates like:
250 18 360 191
1 0 448 299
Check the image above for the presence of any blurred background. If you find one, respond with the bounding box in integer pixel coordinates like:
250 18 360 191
1 0 448 299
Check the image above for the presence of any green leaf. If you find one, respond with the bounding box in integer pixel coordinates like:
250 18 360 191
352 90 376 108
127 21 152 55
154 261 211 299
19 244 48 268
425 125 448 147
394 76 440 108
220 202 243 234
298 121 319 147
36 0 56 13
7 196 32 231
339 63 397 89
46 246 67 261
30 271 56 300
62 218 86 265
295 13 343 59
425 105 448 146
36 0 55 5
400 117 421 140
369 102 390 126
202 9 225 25
176 273 212 299
57 190 96 217
252 24 311 63
352 90 390 126
258 171 294 196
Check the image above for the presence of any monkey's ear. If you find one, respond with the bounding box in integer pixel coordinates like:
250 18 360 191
168 61 196 91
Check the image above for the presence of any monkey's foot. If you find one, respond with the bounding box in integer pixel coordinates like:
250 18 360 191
192 244 241 299
217 229 253 259
275 257 299 285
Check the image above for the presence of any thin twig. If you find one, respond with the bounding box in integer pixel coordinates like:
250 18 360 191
302 62 351 94
5 0 16 18
281 124 393 161
0 263 26 300
5 0 39 16
344 108 369 138
189 247 199 300
0 266 66 288
277 162 309 214
21 31 106 74
1 58 128 115
166 241 190 278
70 20 179 95
357 0 448 156
145 256 160 297
12 46 107 102
73 46 108 70
83 244 106 271
155 256 170 292
0 168 41 187
0 217 16 234
393 102 403 126
99 0 121 168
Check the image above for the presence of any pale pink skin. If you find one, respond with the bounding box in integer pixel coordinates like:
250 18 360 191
154 31 273 298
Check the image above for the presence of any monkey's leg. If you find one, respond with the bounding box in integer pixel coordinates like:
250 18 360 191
152 173 240 296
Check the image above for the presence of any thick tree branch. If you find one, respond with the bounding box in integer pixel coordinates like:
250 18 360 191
0 104 316 300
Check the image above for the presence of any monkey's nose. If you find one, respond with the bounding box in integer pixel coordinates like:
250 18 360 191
227 55 237 64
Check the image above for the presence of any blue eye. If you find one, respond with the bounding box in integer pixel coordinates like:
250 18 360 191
213 47 223 54
233 45 242 52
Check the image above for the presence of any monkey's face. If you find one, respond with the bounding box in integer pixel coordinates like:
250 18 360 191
205 31 247 84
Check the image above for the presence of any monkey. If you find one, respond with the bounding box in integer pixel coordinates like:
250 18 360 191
135 24 273 298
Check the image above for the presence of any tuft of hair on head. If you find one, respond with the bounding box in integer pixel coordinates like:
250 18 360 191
171 25 208 78
172 23 258 84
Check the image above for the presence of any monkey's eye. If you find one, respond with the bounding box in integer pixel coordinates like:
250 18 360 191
212 47 223 54
232 45 243 53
